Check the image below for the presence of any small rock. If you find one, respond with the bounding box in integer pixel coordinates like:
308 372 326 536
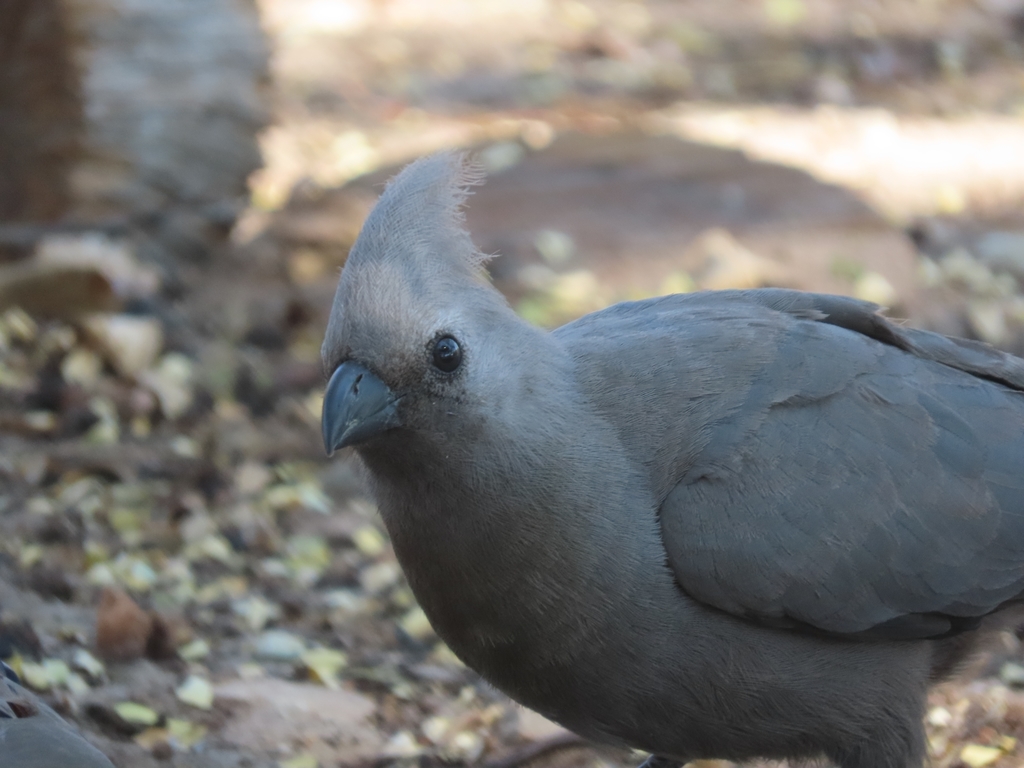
95 587 155 662
253 630 307 662
140 353 194 419
383 730 422 759
1000 661 1024 687
82 314 164 377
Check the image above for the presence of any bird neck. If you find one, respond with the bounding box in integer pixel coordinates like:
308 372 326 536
358 382 667 683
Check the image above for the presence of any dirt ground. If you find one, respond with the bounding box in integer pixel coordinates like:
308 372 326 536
3 1 1024 767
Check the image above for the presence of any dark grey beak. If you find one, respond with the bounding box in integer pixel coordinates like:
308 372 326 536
322 361 401 455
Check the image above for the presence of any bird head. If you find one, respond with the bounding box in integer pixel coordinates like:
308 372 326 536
320 152 536 456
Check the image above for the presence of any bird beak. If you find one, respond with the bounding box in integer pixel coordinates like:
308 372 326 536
322 361 402 455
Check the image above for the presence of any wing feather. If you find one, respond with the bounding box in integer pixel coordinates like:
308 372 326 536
557 289 1024 639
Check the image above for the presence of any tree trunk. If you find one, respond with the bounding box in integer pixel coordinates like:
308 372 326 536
0 0 267 232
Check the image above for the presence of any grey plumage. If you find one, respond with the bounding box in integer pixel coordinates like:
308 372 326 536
1 662 115 768
321 152 1024 768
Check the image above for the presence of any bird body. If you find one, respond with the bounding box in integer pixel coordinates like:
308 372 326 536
1 662 115 768
321 153 1024 768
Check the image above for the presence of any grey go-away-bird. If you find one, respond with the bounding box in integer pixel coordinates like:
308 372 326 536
321 152 1024 768
0 661 114 768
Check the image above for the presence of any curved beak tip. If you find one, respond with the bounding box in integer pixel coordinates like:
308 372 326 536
321 361 401 454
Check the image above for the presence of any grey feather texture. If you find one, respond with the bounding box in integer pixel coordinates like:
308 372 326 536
321 153 1024 768
0 662 115 767
344 151 488 275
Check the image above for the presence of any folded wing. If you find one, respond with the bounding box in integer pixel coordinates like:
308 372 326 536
558 289 1024 639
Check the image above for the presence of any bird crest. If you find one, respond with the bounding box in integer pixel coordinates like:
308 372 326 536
322 151 495 373
344 151 489 278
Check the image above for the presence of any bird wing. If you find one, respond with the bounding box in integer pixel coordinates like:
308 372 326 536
556 289 1024 639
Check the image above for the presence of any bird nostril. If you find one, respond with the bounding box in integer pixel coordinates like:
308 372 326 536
353 373 363 394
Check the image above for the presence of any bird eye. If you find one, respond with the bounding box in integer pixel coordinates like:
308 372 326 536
432 336 462 373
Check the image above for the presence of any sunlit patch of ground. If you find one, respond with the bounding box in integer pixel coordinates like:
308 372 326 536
661 104 1024 222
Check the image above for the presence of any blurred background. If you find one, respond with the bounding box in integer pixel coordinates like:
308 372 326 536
2 1 1024 766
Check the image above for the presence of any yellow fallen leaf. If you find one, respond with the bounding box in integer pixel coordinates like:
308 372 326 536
20 662 52 691
175 675 214 710
168 718 208 748
115 702 160 726
178 638 210 661
66 672 90 696
41 659 70 686
72 648 105 679
399 607 435 641
301 647 347 689
961 744 1003 768
134 727 170 749
352 525 385 557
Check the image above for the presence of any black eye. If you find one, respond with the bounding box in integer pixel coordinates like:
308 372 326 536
432 336 462 373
